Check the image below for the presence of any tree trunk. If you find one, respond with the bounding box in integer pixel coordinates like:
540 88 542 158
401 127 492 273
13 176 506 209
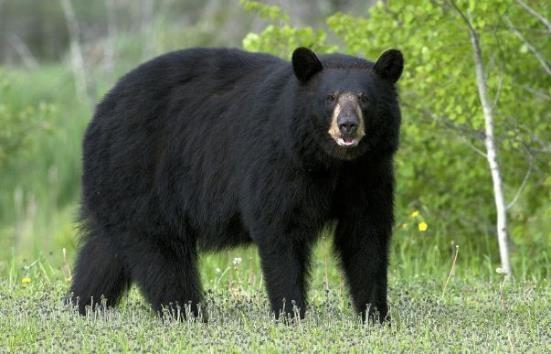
468 23 512 278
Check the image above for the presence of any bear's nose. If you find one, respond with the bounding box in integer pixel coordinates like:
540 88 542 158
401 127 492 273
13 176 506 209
338 116 358 135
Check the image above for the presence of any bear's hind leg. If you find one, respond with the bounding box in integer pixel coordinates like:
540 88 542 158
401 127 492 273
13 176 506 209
126 235 203 320
69 226 130 315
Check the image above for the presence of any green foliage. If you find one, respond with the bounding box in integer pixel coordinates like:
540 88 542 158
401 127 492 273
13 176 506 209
241 0 337 57
240 0 290 23
242 0 551 276
243 25 336 59
0 72 53 167
0 66 87 258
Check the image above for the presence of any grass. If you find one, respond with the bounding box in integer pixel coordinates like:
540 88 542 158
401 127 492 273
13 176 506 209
1 241 550 353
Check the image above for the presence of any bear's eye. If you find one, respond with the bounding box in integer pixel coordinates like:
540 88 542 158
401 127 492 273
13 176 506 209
358 93 369 104
326 93 337 103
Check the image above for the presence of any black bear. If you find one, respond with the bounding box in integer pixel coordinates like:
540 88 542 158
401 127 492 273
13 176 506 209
69 46 403 322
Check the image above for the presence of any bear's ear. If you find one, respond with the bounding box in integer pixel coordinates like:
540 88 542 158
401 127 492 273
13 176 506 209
373 49 403 83
292 47 323 83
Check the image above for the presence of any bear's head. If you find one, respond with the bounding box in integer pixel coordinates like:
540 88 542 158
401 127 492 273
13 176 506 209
292 47 403 161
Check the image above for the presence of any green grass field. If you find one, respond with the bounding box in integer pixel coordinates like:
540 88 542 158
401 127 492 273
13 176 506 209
2 241 549 353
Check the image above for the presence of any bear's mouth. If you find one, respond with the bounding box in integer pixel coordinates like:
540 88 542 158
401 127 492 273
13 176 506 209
335 136 360 148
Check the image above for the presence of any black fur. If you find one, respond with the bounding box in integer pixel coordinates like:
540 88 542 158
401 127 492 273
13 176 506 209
69 47 403 322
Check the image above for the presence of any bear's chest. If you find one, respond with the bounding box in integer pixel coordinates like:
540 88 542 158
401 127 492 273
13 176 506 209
239 163 340 240
272 169 338 230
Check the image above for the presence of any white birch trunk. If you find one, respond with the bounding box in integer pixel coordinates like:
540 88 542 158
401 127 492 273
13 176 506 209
468 26 512 277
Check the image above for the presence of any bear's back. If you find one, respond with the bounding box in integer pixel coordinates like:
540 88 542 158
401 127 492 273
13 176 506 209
119 48 286 97
81 48 290 232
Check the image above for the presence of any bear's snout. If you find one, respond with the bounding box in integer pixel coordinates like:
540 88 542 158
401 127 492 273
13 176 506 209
338 112 359 136
327 92 366 148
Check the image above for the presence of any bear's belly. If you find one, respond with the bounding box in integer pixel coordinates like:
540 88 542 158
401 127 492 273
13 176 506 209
192 173 335 251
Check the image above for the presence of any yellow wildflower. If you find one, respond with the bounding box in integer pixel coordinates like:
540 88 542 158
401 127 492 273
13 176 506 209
418 221 428 232
410 210 420 218
21 277 31 284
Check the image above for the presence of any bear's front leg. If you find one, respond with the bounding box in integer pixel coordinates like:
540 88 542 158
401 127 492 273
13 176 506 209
256 236 312 320
335 217 391 323
333 164 394 323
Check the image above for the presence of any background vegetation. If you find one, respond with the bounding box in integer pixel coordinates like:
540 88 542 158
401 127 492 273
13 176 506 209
0 0 549 352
